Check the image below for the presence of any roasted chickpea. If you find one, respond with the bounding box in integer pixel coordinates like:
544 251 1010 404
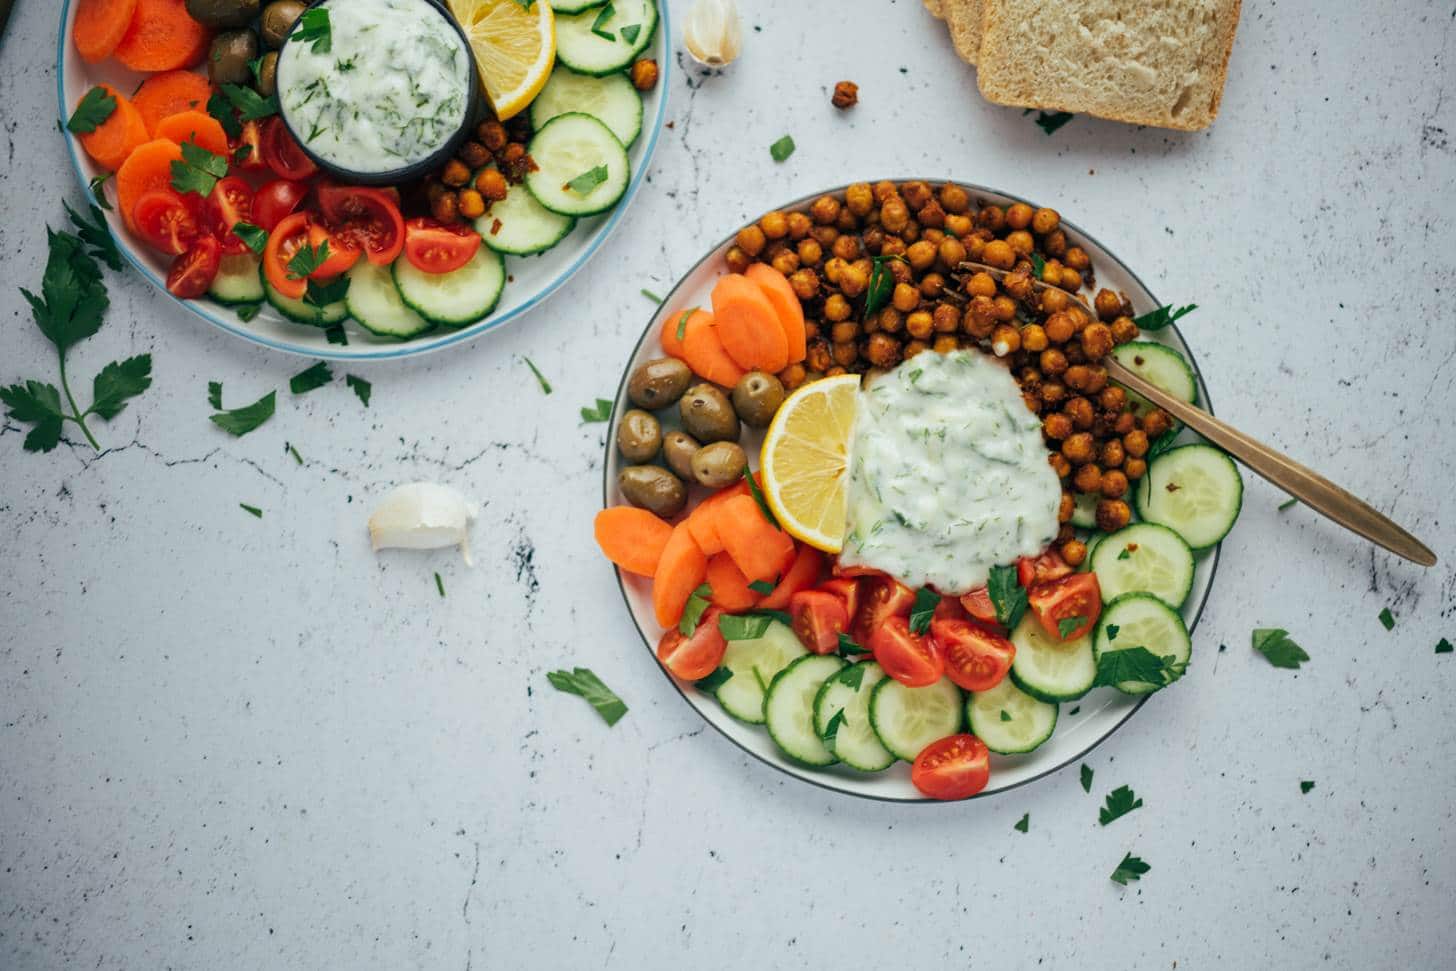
938 183 970 214
887 258 913 286
880 198 910 233
778 363 808 392
753 211 784 239
1100 439 1126 469
823 293 851 322
474 167 508 202
1095 499 1132 532
975 205 1004 233
630 58 660 90
1043 229 1068 258
903 339 930 359
1061 538 1088 566
457 189 485 219
1004 202 1033 230
1021 324 1049 352
832 341 858 366
724 245 751 274
1100 470 1129 499
1056 493 1075 523
1063 365 1093 392
937 237 967 270
845 183 874 216
1124 458 1147 480
806 339 833 373
864 332 901 368
1111 316 1139 345
920 273 946 299
1063 246 1090 272
441 159 471 187
965 297 998 338
1114 411 1136 436
736 224 766 257
822 257 847 286
1093 289 1123 321
789 268 819 300
981 239 1016 270
944 213 973 237
1142 409 1174 439
992 295 1018 322
1042 312 1074 345
1059 267 1083 291
839 264 869 298
796 238 823 266
890 282 919 313
1039 348 1069 376
1040 259 1063 285
965 235 986 261
880 236 906 257
1082 366 1108 394
830 321 860 344
902 310 931 340
1043 412 1073 440
878 306 904 333
477 119 507 150
430 191 459 223
1063 397 1094 431
906 240 937 272
1062 432 1095 465
1005 230 1034 257
917 201 946 229
967 272 997 298
770 250 799 276
982 324 1015 356
900 181 932 209
932 334 960 354
1031 207 1060 235
1048 452 1072 478
457 140 490 169
1040 288 1070 315
810 195 841 225
1122 429 1150 458
932 303 960 333
1041 382 1067 407
1001 270 1034 302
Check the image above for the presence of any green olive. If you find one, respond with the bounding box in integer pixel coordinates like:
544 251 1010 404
661 431 700 481
679 383 740 444
691 441 748 489
208 29 259 86
256 51 279 98
260 0 307 48
186 0 261 28
732 371 786 428
628 357 692 410
618 466 686 519
616 409 662 464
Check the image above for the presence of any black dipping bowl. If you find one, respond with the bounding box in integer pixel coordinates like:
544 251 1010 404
276 0 481 186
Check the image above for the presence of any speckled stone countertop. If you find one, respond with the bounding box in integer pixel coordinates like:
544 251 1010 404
2 1 1453 968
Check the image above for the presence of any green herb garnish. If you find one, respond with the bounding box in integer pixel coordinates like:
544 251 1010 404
748 579 776 595
1030 253 1046 277
1093 645 1184 689
1000 710 1012 722
832 663 866 691
640 287 664 304
524 356 552 394
169 141 229 198
769 134 795 162
675 307 697 341
1117 547 1132 561
294 7 333 53
219 83 279 122
1033 111 1074 135
718 614 773 641
1110 852 1149 886
233 221 268 255
1098 785 1143 826
590 3 616 40
207 91 243 139
1013 813 1029 833
289 361 333 395
986 563 1027 629
546 668 627 726
678 584 713 636
64 201 121 271
1080 763 1093 793
1252 628 1309 669
697 667 734 692
209 390 276 437
88 173 113 210
1057 616 1086 639
819 708 846 744
434 572 445 597
1134 303 1197 331
580 398 613 422
1378 607 1395 631
346 374 371 407
1299 780 1315 794
743 467 780 528
239 503 263 518
208 381 224 409
909 587 940 634
620 23 641 43
566 164 609 195
67 86 117 133
1278 497 1298 511
287 442 303 464
837 634 868 657
1438 638 1453 655
861 254 906 321
304 275 349 309
236 303 263 322
286 239 331 281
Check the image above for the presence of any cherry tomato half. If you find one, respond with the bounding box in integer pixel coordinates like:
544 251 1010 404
133 188 203 256
911 734 990 801
1028 572 1102 642
260 116 319 181
317 184 406 265
790 590 850 655
931 618 1015 692
1017 550 1074 589
868 616 944 687
656 608 728 681
305 224 361 279
262 211 311 300
205 176 256 256
229 119 268 172
251 179 310 233
165 235 221 299
818 578 861 625
854 576 916 644
403 217 481 274
757 545 825 611
959 586 1000 629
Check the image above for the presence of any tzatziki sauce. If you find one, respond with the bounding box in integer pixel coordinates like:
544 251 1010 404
837 350 1062 595
276 0 471 174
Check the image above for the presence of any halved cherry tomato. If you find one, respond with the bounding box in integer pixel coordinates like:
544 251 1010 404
854 576 916 643
758 545 824 610
818 578 861 625
403 217 481 274
959 586 1000 628
790 590 849 655
262 211 311 300
868 616 944 687
1028 572 1102 642
1017 550 1074 589
832 562 887 580
317 184 406 265
931 618 1015 692
655 608 728 681
260 116 318 181
305 224 361 278
165 235 220 299
229 119 268 172
205 176 255 255
933 593 968 625
133 188 203 256
911 734 990 801
251 179 310 232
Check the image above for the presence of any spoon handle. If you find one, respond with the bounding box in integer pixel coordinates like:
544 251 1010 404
1104 358 1437 567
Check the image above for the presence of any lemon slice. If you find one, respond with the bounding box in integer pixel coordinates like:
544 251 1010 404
448 0 556 121
760 374 861 553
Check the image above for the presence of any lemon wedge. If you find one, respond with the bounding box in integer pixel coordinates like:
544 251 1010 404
759 374 861 553
448 0 556 121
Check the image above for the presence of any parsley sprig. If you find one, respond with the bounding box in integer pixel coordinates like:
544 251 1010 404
67 86 117 134
986 564 1027 629
170 142 230 198
1134 303 1197 331
1098 785 1143 826
1252 627 1309 669
1110 852 1150 885
546 667 627 726
293 7 333 53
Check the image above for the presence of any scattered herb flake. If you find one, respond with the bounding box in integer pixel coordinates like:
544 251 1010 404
289 361 333 395
1030 253 1046 277
837 633 869 657
235 303 262 322
987 563 1028 629
696 667 734 692
1117 547 1132 561
1252 627 1309 669
640 287 664 304
1013 813 1029 833
675 307 697 341
1093 645 1184 689
743 467 780 528
346 374 371 407
769 135 796 162
1058 615 1087 639
67 86 117 134
286 239 331 281
909 587 940 634
620 22 641 44
833 663 866 691
1033 111 1074 135
219 83 279 122
1133 303 1197 331
209 390 276 437
435 572 445 598
678 584 713 636
523 357 552 394
718 614 773 641
862 255 906 320
305 275 349 309
820 707 846 744
1105 623 1120 640
580 398 613 422
287 442 303 464
747 607 793 627
1080 763 1093 793
589 3 616 40
233 221 268 255
748 579 775 595
1110 852 1150 886
1300 780 1315 794
1000 710 1012 722
1278 497 1298 511
1146 428 1180 459
239 503 263 518
546 667 628 726
1378 607 1395 631
208 381 224 409
1438 638 1453 655
566 164 609 195
206 90 244 139
1098 785 1143 826
88 173 113 210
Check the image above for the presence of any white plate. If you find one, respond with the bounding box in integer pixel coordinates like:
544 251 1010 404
54 0 669 361
604 182 1221 803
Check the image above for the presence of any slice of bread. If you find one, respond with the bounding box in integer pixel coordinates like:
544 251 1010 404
977 0 1241 131
923 0 944 20
943 0 983 65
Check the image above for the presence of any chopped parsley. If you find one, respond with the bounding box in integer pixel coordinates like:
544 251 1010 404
546 667 627 726
678 584 713 635
589 3 616 40
620 22 642 44
837 633 869 657
64 201 121 271
1098 785 1143 826
580 397 613 422
1378 607 1395 631
209 390 276 437
566 164 609 195
87 173 113 210
1057 615 1087 639
718 614 773 641
1438 638 1453 655
1278 497 1299 512
237 302 263 323
287 442 303 465
832 663 866 691
909 587 940 634
294 7 333 54
696 667 734 692
434 572 445 598
819 708 846 744
346 374 371 407
1080 763 1093 793
640 287 664 304
66 86 117 134
1299 780 1315 794
1000 710 1012 722
748 579 776 595
1033 111 1074 135
285 240 330 281
169 141 230 198
1013 813 1029 833
1110 852 1150 886
1252 627 1309 669
1105 624 1120 640
1093 645 1184 689
218 83 279 122
675 307 697 341
304 275 349 309
743 467 780 528
986 563 1028 629
239 503 263 518
1133 303 1197 331
769 135 796 162
289 361 333 395
233 221 268 255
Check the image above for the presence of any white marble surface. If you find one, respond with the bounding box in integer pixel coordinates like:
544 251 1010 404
2 1 1454 967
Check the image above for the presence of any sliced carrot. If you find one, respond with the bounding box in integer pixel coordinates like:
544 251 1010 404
73 0 140 63
114 0 211 73
154 110 229 156
680 309 747 387
706 553 760 612
758 544 826 610
116 138 184 230
653 524 708 629
684 502 724 556
660 307 697 360
745 263 807 365
133 71 214 136
76 85 150 172
594 507 674 578
711 273 788 374
716 494 797 584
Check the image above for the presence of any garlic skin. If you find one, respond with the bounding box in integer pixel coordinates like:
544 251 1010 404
368 482 480 565
683 0 742 68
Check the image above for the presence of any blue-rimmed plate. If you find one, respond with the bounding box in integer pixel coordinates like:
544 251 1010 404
55 0 669 361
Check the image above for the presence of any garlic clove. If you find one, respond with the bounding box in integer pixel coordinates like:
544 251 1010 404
368 482 480 566
683 0 742 68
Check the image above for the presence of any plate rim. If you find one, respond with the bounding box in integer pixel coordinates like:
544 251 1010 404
53 0 671 362
603 179 1222 804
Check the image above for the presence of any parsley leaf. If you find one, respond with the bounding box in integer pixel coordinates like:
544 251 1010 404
1033 111 1074 135
743 467 780 528
233 221 268 255
0 381 65 452
219 83 279 122
1133 303 1197 331
837 633 869 657
1013 813 1029 833
289 361 333 395
435 572 446 598
170 141 230 197
1252 627 1309 669
304 275 349 309
1098 785 1143 826
1116 547 1132 561
1110 852 1150 886
820 708 846 744
236 303 262 322
67 86 117 133
294 7 333 53
346 374 371 407
769 134 796 162
589 3 616 40
286 239 331 281
1030 253 1046 278
987 564 1028 629
909 587 940 634
1080 763 1093 793
1057 615 1087 639
696 667 734 692
323 324 347 345
580 398 613 422
88 173 113 210
206 90 244 139
566 164 609 195
1093 645 1185 690
1000 710 1011 722
64 201 121 271
832 663 866 691
546 667 627 726
1378 607 1395 631
748 579 775 595
239 503 263 518
1438 638 1453 655
620 22 641 44
208 381 224 409
1146 428 1180 459
209 390 276 437
678 583 713 636
89 355 153 420
1300 780 1315 794
675 307 697 341
718 614 773 641
22 228 107 352
524 356 552 394
1105 623 1120 640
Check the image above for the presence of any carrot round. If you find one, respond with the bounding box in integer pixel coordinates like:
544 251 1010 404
716 494 796 584
711 273 788 373
73 0 140 63
114 0 211 73
706 553 760 612
133 71 215 136
76 85 150 172
680 309 747 387
594 507 673 578
653 524 708 629
745 263 807 365
154 110 229 155
758 544 825 610
117 138 184 229
684 502 724 556
660 307 697 360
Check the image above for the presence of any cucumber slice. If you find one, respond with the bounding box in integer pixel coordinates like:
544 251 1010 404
345 260 432 339
1089 523 1195 608
475 177 576 256
209 254 265 305
530 65 643 147
1134 444 1243 550
1009 614 1096 703
764 654 845 767
1070 490 1099 529
1112 341 1197 418
966 677 1058 755
869 676 963 763
549 0 601 12
525 113 631 216
713 620 807 725
1093 593 1192 695
264 270 348 326
813 661 894 772
555 0 657 75
391 246 505 327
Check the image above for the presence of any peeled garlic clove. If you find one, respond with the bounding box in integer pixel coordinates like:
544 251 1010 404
683 0 742 68
368 482 480 565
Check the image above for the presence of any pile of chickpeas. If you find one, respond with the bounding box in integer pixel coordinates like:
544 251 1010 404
422 111 536 225
725 180 1177 565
